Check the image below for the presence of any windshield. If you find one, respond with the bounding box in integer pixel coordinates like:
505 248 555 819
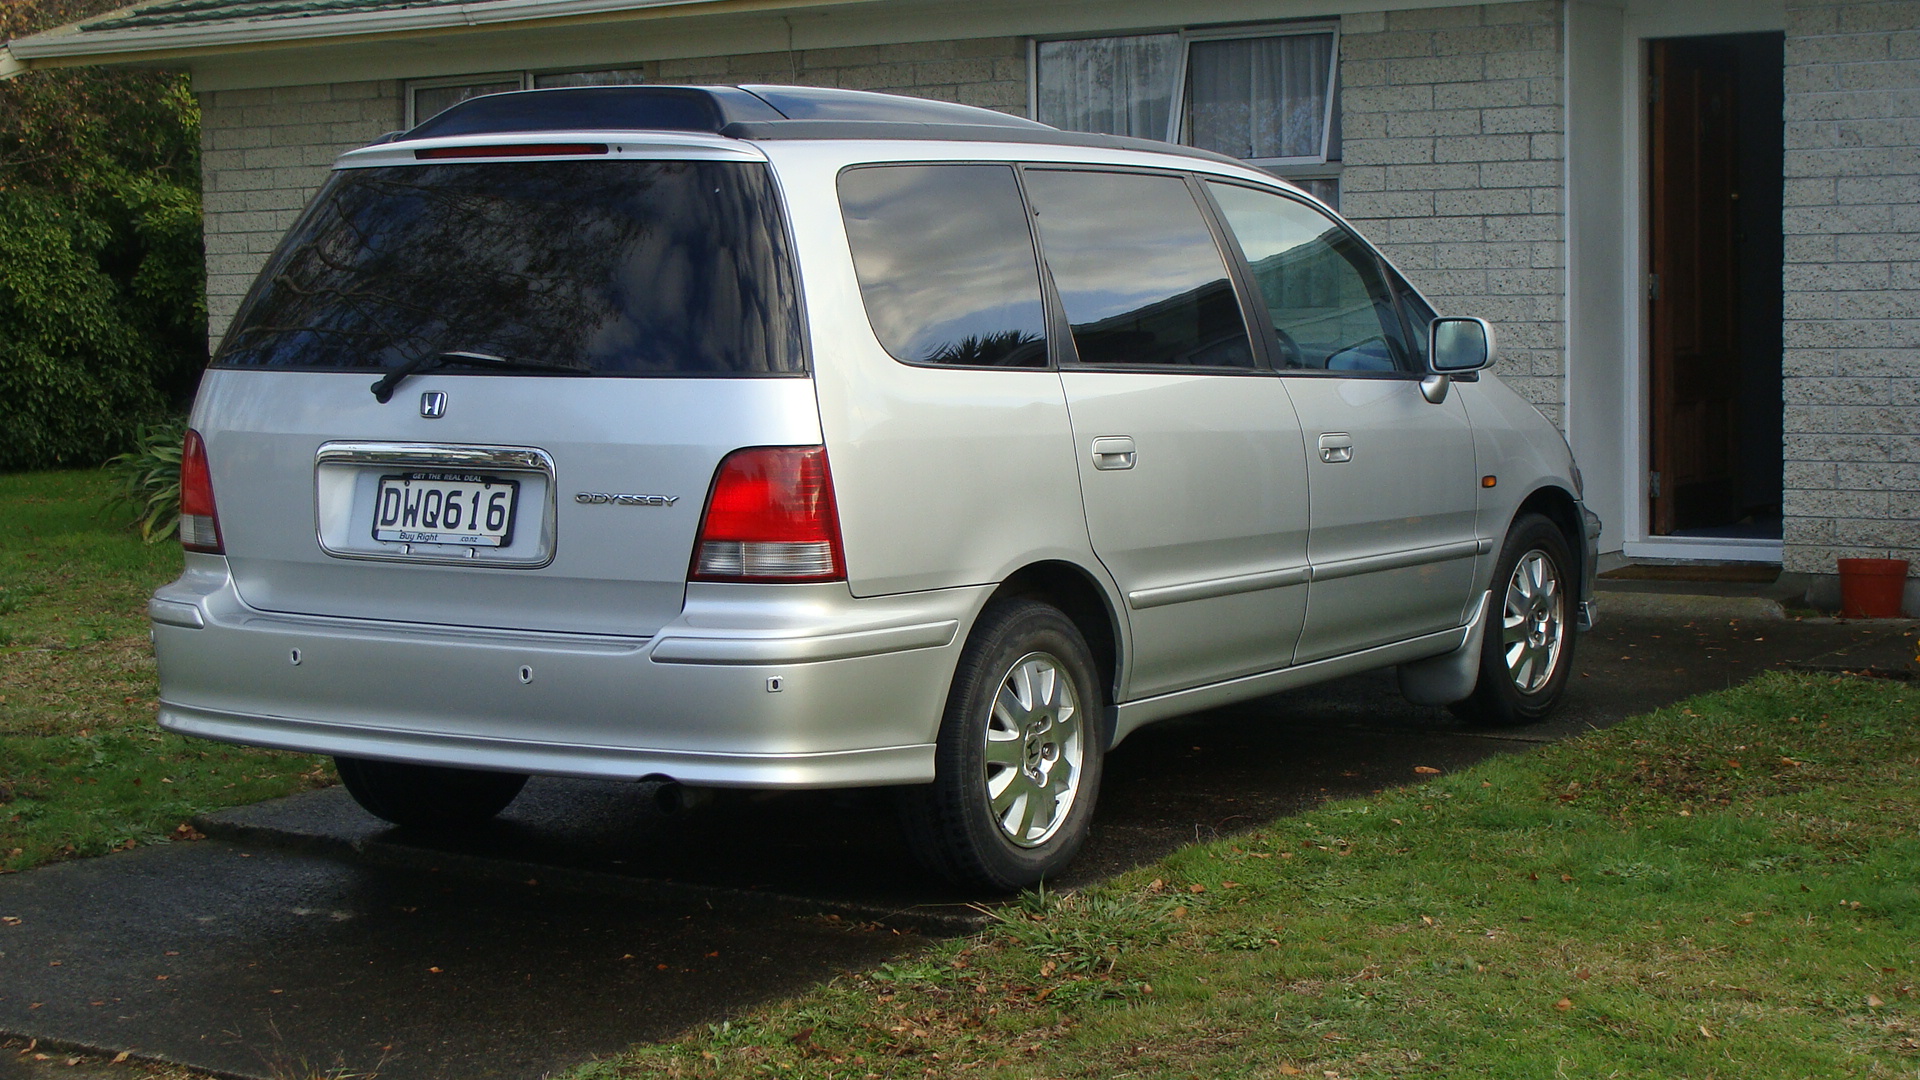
215 160 805 376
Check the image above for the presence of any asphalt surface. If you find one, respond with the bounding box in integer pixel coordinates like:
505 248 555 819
2 611 1915 1080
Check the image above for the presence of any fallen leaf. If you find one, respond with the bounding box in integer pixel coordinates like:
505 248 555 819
1188 883 1207 894
1277 1067 1302 1077
1554 998 1573 1011
1561 874 1573 883
1870 995 1885 1007
1698 1024 1714 1039
1039 961 1056 977
1421 915 1435 926
1414 766 1441 775
1575 967 1591 981
1169 906 1188 919
789 1026 815 1045
111 1053 129 1064
1222 881 1242 889
428 966 442 973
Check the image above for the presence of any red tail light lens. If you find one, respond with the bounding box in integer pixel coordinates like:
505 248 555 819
691 446 845 582
180 429 223 554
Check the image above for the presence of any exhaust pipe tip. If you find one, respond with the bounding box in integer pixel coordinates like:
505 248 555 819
653 781 714 815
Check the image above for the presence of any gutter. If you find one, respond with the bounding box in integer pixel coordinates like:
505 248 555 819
5 0 873 66
0 47 25 80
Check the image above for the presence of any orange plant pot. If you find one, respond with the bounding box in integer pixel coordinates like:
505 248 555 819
1837 557 1910 619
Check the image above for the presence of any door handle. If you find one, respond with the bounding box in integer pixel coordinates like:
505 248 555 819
1090 436 1136 471
1317 432 1353 464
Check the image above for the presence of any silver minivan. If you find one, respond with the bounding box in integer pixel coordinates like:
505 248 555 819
151 85 1598 890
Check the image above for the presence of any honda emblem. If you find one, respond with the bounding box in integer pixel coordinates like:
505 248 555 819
419 391 447 419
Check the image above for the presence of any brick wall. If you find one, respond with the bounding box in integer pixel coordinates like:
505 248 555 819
1781 0 1920 579
196 40 1026 351
1338 2 1567 426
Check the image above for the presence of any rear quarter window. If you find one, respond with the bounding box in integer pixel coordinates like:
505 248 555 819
837 164 1048 368
216 160 805 376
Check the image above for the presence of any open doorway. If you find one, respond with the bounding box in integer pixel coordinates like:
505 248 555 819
1646 32 1784 541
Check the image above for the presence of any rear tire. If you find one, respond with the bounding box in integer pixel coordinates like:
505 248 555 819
1453 513 1578 727
900 599 1104 891
334 757 528 827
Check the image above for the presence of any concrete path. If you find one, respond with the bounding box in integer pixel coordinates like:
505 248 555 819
2 612 1913 1080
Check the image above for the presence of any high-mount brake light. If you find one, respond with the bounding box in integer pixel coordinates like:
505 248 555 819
180 429 223 554
413 143 609 160
691 447 845 583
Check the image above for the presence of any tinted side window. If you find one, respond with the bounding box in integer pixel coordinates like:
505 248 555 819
1206 181 1411 374
838 165 1047 367
1025 169 1254 370
1395 275 1438 368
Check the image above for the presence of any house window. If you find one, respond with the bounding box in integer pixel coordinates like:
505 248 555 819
407 73 528 128
407 68 650 127
1033 25 1341 205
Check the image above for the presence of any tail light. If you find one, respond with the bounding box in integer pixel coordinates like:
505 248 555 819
691 446 845 582
180 429 223 554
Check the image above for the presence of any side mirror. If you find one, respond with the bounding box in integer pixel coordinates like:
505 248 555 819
1429 316 1496 373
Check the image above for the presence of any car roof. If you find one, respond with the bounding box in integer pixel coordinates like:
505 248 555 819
381 84 1246 169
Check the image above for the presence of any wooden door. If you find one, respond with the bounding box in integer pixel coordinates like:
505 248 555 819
1649 38 1740 534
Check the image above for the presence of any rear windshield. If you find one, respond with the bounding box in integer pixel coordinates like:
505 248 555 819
215 160 805 376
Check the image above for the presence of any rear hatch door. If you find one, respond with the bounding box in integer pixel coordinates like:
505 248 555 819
200 140 813 637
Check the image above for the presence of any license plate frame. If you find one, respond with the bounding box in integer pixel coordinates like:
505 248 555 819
372 471 520 548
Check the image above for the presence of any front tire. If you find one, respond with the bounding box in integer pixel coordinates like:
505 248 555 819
334 757 528 827
1454 513 1578 726
901 599 1105 891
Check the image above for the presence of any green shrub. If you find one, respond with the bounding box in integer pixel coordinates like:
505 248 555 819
0 3 207 470
104 415 187 541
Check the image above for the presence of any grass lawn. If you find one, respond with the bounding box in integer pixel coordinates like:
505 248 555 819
578 671 1920 1080
0 469 329 874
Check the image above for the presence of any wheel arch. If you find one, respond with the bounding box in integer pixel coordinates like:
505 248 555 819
1510 484 1585 588
985 561 1123 724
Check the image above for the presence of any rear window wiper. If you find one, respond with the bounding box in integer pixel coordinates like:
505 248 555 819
370 351 591 403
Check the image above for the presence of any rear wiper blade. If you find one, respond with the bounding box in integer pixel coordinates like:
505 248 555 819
370 351 591 403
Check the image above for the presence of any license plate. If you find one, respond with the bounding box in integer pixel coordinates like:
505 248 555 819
372 472 519 548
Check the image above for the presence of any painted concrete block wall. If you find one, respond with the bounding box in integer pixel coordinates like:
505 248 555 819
1339 1 1568 426
196 39 1025 351
1781 0 1920 579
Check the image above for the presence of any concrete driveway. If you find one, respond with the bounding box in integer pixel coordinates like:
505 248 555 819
1 611 1913 1080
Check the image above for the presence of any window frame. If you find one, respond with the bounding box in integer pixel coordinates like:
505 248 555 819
405 72 531 128
1197 175 1427 381
405 67 654 128
1019 163 1270 377
1027 22 1343 193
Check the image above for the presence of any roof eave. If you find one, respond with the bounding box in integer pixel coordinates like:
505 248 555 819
5 0 849 66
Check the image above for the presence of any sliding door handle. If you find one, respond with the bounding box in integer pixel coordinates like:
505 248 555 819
1318 432 1353 464
1090 436 1136 471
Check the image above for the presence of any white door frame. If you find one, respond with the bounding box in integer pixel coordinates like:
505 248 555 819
1564 0 1785 563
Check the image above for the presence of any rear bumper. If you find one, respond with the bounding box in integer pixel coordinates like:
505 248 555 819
151 555 983 788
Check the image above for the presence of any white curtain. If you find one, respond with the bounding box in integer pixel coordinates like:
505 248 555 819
1035 34 1182 140
1186 34 1334 161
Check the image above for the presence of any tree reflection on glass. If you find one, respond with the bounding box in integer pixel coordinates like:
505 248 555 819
217 160 804 376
